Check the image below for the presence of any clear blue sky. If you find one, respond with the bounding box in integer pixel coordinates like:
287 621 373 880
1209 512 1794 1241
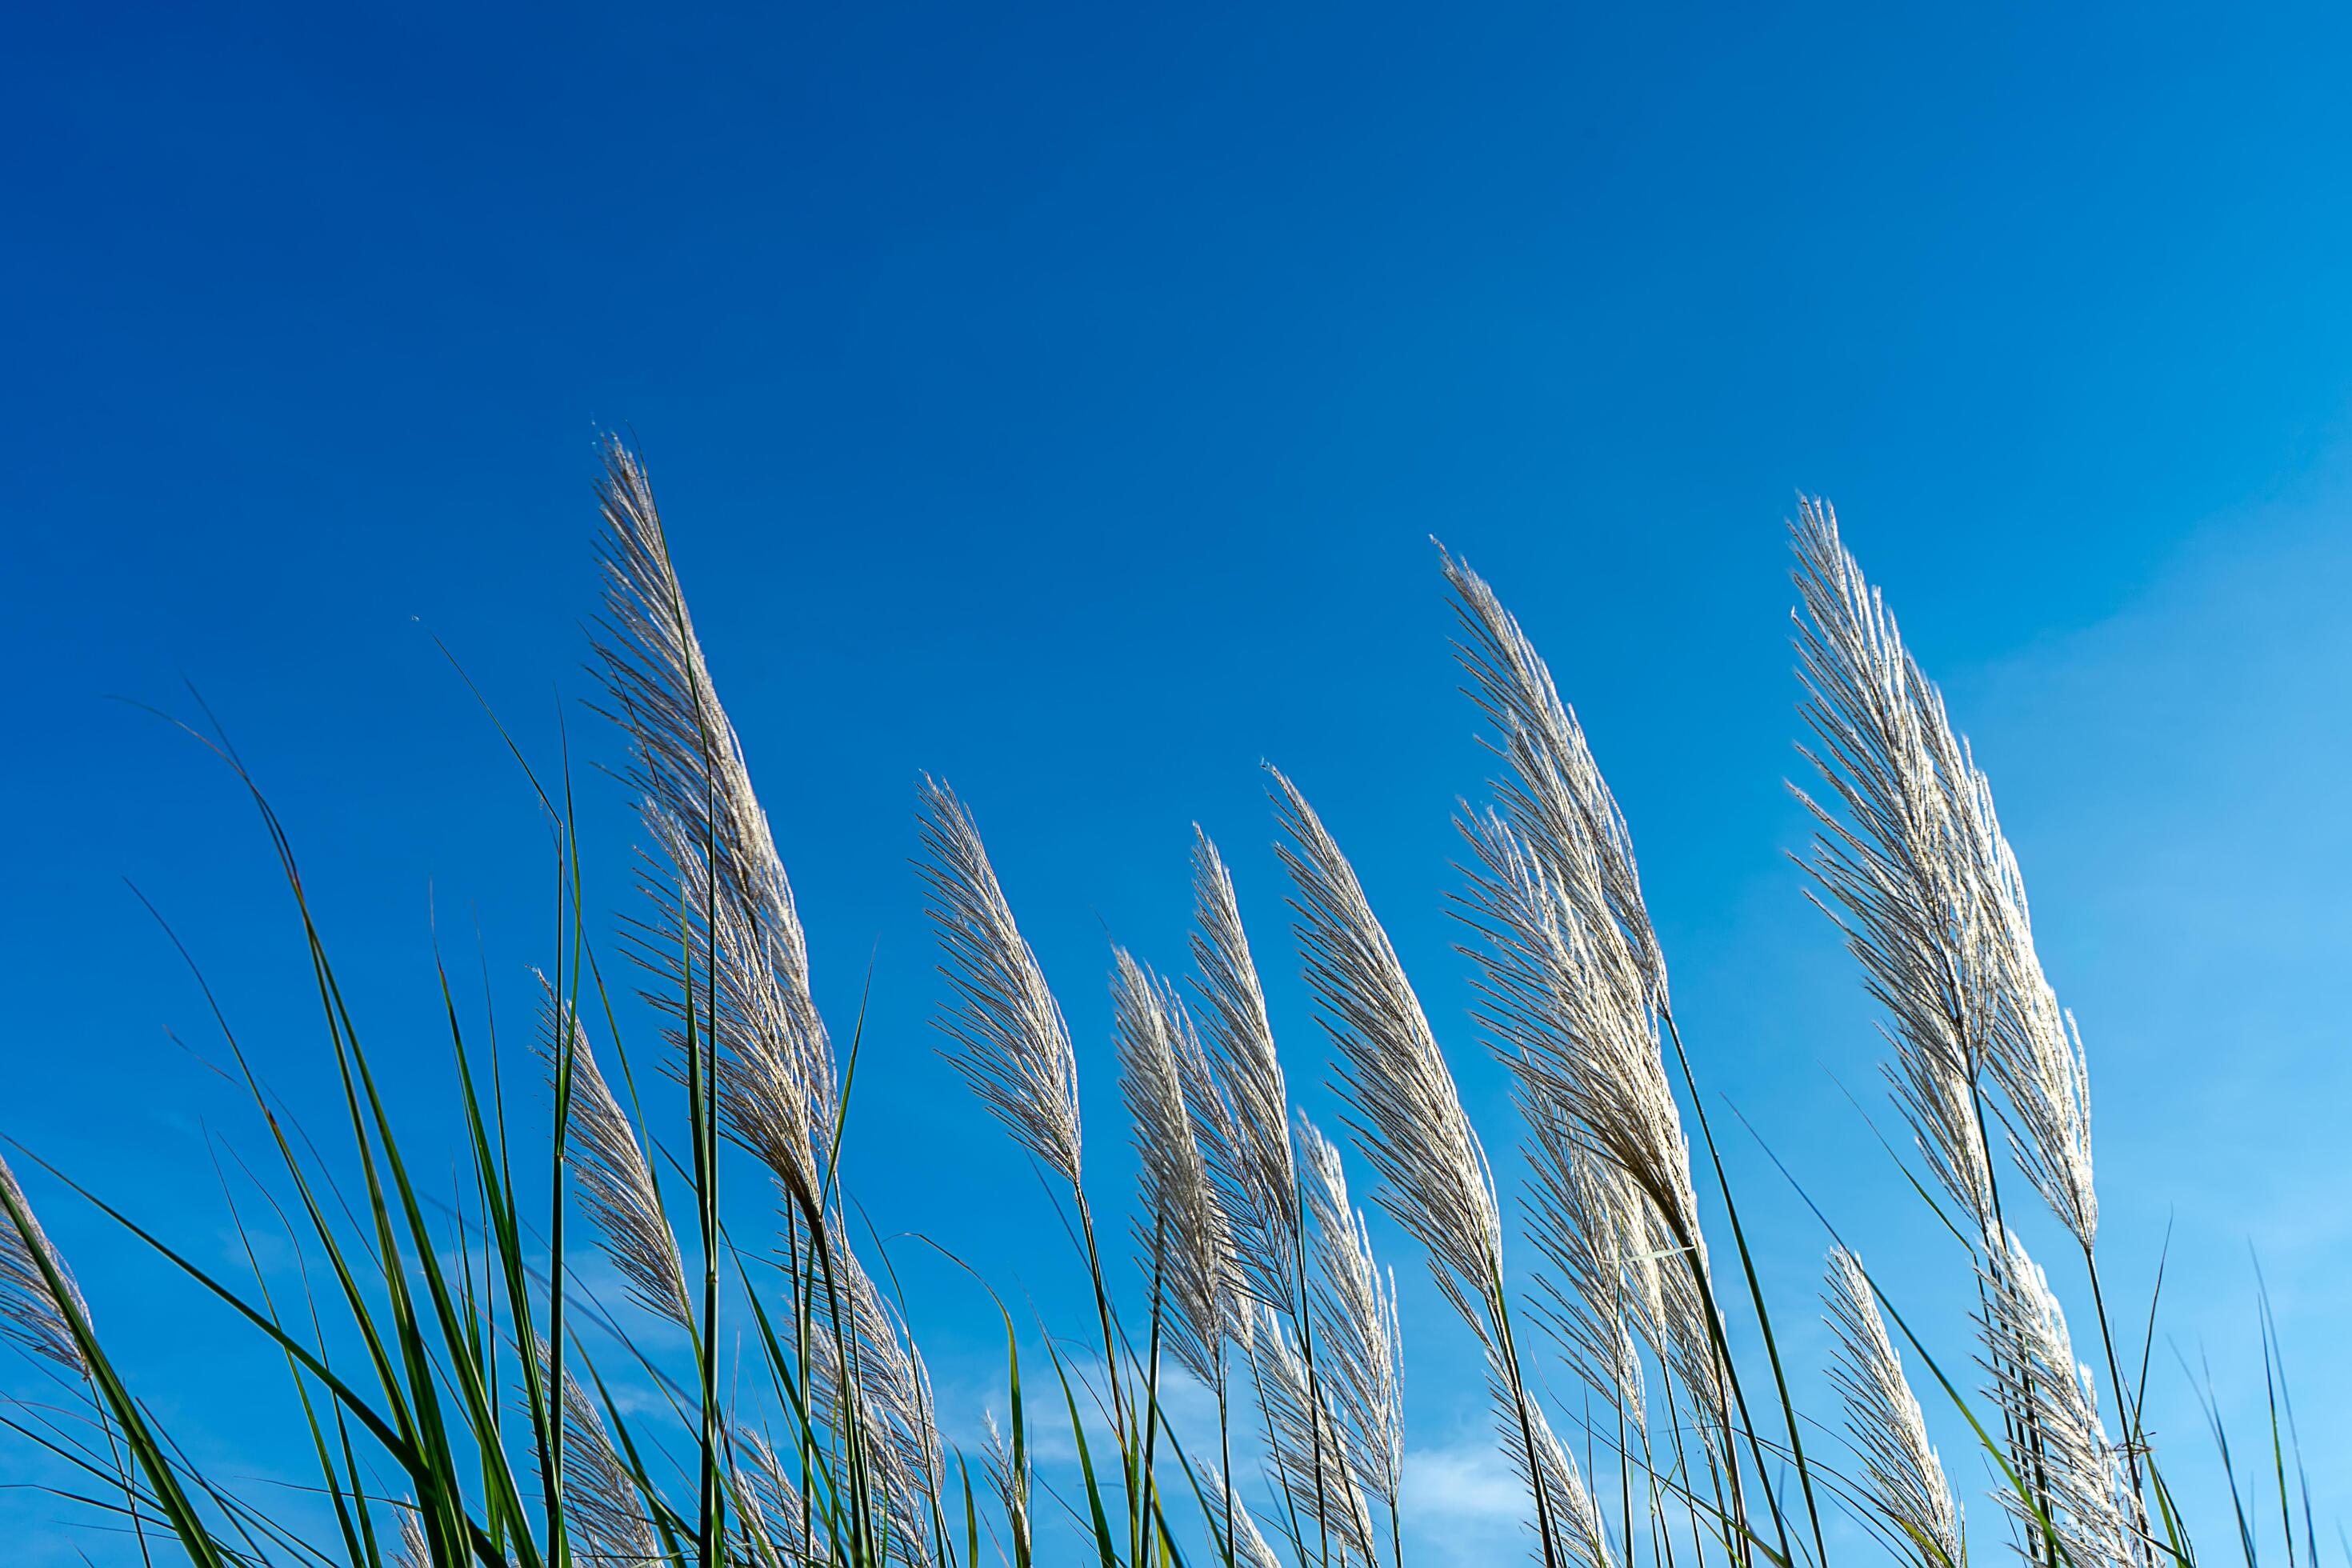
6 3 2350 1563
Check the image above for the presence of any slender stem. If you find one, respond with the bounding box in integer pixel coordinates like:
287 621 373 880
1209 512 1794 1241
2085 1246 2154 1546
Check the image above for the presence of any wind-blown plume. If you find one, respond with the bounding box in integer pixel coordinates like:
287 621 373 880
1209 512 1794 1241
1112 949 1243 1388
1458 806 1730 1457
1249 1303 1378 1563
1443 550 1666 1005
1298 1116 1404 1515
1978 1230 2135 1568
982 1411 1031 1565
1458 810 1704 1273
1440 556 1725 1462
1502 1389 1618 1568
1790 499 2094 1246
1523 1102 1653 1427
591 438 838 1217
1824 1249 1964 1568
737 1425 811 1560
536 976 690 1330
540 1346 660 1566
1269 768 1505 1334
1189 829 1304 1318
914 778 1085 1190
1272 767 1578 1561
0 1150 89 1374
393 1503 430 1568
806 1232 946 1564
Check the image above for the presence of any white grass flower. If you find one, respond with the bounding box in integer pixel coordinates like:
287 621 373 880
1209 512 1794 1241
1825 1248 1964 1568
1978 1230 2134 1568
1112 949 1244 1389
982 1410 1031 1565
1298 1115 1405 1514
1249 1302 1379 1563
392 1502 430 1568
1270 768 1505 1334
914 777 1085 1190
1501 1384 1618 1568
540 1345 661 1566
593 439 838 1218
1189 828 1305 1319
1790 499 2094 1246
536 975 690 1330
0 1150 89 1375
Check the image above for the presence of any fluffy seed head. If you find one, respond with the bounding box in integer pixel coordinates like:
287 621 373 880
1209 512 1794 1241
1790 499 2094 1246
1825 1248 1965 1568
1299 1115 1406 1511
915 778 1085 1190
0 1150 89 1375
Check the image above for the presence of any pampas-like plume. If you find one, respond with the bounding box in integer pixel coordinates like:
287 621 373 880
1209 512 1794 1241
1824 1249 1964 1568
1249 1302 1379 1563
1272 767 1578 1564
1501 1383 1618 1568
1199 1461 1289 1568
393 1503 430 1568
1978 1230 2136 1568
1442 555 1700 1245
1189 829 1305 1318
536 976 691 1330
0 1150 89 1374
593 438 838 1217
1298 1115 1405 1515
806 1230 947 1565
914 778 1085 1190
982 1411 1032 1565
1443 550 1666 1006
1458 806 1731 1462
1440 554 1730 1465
737 1425 811 1561
1112 950 1244 1389
1790 499 2095 1247
1523 1101 1654 1428
1269 768 1505 1334
1458 808 1705 1274
540 1346 661 1566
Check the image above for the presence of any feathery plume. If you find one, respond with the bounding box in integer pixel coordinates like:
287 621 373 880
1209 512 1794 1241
1443 550 1666 1006
1440 554 1729 1470
1523 1101 1653 1427
541 1346 661 1566
1189 829 1305 1318
1298 1116 1405 1514
982 1411 1031 1565
1199 1462 1288 1568
1825 1249 1964 1568
593 438 838 1217
0 1150 89 1374
537 976 691 1329
1978 1230 2135 1568
1494 1372 1617 1568
1274 767 1582 1562
806 1230 946 1564
1113 950 1244 1389
1790 498 2094 1246
914 778 1085 1189
1250 1303 1378 1563
1458 809 1704 1267
1269 768 1505 1335
393 1503 430 1568
737 1425 811 1560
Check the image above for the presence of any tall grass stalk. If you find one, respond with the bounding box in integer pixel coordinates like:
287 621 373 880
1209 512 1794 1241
1 447 2306 1568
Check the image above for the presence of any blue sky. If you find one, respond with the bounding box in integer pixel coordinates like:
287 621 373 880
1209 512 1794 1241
6 2 2352 1563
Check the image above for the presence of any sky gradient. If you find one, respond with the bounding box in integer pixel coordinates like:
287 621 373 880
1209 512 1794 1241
6 3 2351 1563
